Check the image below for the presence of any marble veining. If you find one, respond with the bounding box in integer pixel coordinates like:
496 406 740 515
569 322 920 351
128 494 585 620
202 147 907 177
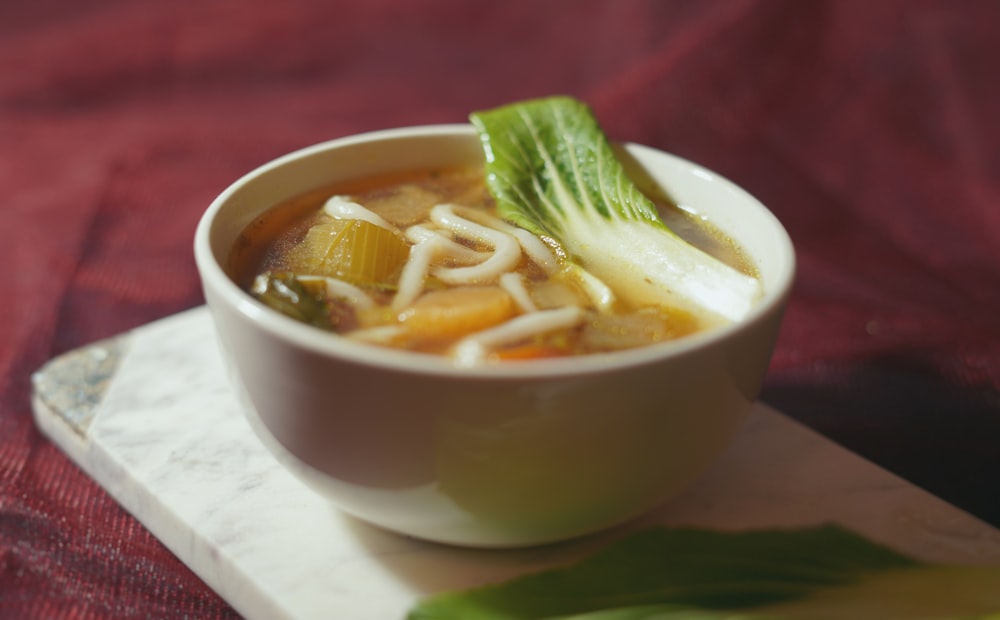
32 306 1000 620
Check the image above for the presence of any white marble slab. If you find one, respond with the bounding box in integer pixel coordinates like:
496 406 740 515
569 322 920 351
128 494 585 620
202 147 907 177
32 307 1000 619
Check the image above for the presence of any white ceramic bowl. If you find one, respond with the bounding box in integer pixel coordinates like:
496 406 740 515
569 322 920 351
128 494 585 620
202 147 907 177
194 125 795 547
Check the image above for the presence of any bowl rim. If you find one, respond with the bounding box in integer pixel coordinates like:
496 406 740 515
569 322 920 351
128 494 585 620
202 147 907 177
194 124 795 380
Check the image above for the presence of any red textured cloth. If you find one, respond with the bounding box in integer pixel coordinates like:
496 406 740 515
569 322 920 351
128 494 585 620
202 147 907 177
2 0 998 616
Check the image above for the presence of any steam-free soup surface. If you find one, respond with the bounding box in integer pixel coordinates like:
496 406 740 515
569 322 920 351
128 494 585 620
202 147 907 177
229 166 755 363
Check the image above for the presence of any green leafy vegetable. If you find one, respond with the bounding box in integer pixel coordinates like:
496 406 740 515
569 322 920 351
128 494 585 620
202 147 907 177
408 525 1000 620
251 272 331 329
469 96 761 324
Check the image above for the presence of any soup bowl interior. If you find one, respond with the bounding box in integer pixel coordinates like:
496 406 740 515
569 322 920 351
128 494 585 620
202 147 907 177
194 124 795 547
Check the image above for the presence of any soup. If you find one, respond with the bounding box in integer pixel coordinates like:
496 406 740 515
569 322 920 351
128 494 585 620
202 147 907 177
228 165 755 364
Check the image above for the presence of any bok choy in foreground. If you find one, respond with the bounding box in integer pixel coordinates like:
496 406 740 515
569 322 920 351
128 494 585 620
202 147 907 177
471 96 761 325
409 525 1000 619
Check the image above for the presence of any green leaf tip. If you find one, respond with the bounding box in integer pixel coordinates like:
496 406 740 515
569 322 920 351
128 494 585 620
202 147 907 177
409 525 1000 620
469 95 665 240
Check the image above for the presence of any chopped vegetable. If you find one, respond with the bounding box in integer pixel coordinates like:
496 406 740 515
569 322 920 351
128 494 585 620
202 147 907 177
527 276 590 311
409 525 1000 619
470 96 762 324
491 342 568 361
284 217 347 272
251 273 332 329
580 306 699 351
451 305 586 366
288 216 410 288
397 286 516 342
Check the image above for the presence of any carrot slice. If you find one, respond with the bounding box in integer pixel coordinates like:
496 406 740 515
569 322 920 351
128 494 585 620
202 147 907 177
398 286 515 342
492 343 567 361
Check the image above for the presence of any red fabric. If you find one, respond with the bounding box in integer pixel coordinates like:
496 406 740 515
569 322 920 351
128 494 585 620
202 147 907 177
2 0 998 616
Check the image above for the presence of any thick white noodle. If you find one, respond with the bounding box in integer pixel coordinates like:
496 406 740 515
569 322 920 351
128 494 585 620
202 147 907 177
393 226 499 312
405 225 489 265
509 227 559 274
566 263 617 312
322 278 376 311
390 204 563 327
499 272 537 313
295 275 376 310
323 195 394 230
346 325 405 344
447 205 559 274
451 306 585 366
392 238 438 311
429 204 521 284
301 197 600 362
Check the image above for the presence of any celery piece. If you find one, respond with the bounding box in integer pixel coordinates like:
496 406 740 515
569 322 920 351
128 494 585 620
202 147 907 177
331 219 409 286
283 218 346 274
290 218 409 288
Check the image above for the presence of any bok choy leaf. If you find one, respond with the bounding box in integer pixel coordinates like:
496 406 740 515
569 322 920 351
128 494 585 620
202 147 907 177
408 525 1000 619
470 96 761 325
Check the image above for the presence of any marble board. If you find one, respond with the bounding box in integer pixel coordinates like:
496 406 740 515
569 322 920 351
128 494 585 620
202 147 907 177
31 307 1000 619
